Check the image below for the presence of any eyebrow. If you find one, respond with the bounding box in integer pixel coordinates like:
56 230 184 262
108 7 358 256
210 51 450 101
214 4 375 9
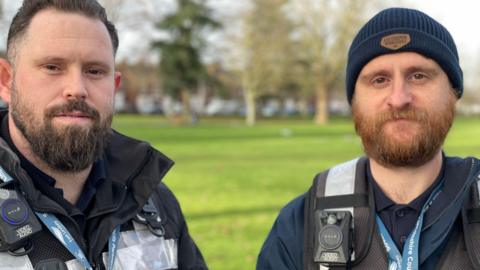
404 66 440 77
33 56 68 65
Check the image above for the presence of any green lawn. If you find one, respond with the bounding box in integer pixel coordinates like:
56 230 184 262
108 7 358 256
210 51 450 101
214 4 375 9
112 115 480 270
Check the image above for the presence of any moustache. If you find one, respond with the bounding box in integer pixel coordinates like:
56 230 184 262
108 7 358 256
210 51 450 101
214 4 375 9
45 100 100 120
376 108 428 125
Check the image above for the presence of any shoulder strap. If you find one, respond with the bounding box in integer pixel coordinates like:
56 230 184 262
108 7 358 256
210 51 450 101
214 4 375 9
304 157 376 270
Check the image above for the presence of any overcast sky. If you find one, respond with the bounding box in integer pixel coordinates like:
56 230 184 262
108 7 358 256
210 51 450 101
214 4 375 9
2 0 480 67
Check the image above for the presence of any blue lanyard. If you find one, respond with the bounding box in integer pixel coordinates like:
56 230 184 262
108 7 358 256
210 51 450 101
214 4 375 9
108 224 120 270
35 212 120 270
376 184 442 270
0 166 120 269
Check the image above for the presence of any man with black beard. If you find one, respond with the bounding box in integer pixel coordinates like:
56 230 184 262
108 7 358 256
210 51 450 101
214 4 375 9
0 0 206 269
257 7 480 270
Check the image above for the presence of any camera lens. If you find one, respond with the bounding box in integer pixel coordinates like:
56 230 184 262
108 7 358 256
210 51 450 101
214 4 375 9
1 199 28 225
319 225 343 250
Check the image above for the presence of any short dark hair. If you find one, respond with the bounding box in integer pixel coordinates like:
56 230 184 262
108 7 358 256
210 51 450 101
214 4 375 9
6 0 119 61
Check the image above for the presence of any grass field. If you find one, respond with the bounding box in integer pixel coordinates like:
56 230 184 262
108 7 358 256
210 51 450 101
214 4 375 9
112 115 480 270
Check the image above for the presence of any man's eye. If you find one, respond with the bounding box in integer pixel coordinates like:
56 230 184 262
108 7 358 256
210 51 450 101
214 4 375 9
44 64 60 71
412 73 426 80
409 73 429 84
87 69 105 76
374 78 386 84
371 77 389 87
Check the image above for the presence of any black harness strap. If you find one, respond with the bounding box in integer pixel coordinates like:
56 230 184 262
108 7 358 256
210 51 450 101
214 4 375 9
304 157 378 270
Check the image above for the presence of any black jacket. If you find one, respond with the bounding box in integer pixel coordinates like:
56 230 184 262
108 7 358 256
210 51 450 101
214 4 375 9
0 112 207 269
257 156 479 270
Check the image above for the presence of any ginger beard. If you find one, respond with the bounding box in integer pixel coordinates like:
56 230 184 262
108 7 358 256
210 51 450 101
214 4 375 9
352 93 456 168
10 83 112 172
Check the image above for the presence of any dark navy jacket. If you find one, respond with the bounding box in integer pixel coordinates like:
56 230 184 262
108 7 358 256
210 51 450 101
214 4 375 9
257 156 477 270
0 111 207 269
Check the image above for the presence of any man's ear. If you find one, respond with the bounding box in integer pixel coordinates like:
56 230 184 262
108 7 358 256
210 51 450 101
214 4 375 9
0 59 13 104
114 71 122 93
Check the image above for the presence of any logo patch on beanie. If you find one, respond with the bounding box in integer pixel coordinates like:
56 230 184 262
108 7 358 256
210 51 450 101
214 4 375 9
380 33 411 50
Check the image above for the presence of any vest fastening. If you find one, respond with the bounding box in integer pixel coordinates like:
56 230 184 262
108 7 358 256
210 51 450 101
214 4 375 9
304 157 480 270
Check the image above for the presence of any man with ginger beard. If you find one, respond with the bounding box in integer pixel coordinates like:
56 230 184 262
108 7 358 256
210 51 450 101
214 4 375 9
257 7 480 270
0 0 206 269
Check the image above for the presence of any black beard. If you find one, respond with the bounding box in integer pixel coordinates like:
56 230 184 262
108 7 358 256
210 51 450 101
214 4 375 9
11 92 112 172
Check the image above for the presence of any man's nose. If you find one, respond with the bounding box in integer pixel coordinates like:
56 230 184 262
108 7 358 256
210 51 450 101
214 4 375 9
63 70 88 100
386 79 412 109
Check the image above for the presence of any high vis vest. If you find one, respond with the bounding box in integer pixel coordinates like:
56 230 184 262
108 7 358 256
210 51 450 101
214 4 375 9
304 157 480 270
0 219 178 270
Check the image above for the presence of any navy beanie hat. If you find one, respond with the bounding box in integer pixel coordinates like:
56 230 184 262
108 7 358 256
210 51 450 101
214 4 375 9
346 7 463 104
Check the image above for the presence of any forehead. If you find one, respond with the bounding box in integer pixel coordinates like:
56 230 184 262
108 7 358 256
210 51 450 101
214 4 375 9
17 8 114 62
359 52 442 75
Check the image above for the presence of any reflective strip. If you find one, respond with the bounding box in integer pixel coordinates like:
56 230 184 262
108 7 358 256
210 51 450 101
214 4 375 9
0 166 13 182
323 158 359 263
65 260 86 270
324 158 359 214
0 252 33 270
476 175 480 202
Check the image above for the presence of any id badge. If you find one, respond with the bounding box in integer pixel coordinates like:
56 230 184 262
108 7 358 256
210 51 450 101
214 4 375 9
102 225 178 270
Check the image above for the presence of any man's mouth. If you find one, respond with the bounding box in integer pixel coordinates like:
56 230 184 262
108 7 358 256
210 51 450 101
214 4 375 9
390 117 411 122
52 111 94 125
386 115 419 123
381 117 420 131
56 110 92 118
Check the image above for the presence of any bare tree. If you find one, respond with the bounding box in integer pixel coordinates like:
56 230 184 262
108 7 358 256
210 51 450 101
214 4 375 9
239 0 294 126
291 0 383 124
98 0 167 62
99 0 159 27
98 0 165 108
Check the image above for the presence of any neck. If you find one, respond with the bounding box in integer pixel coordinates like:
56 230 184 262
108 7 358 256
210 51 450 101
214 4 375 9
8 119 90 205
369 151 443 204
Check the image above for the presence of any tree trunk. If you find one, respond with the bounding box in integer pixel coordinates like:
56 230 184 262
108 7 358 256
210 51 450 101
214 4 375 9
180 88 193 124
314 83 328 124
244 88 257 126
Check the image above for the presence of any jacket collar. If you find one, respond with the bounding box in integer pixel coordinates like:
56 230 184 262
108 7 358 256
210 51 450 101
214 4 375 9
101 129 174 210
